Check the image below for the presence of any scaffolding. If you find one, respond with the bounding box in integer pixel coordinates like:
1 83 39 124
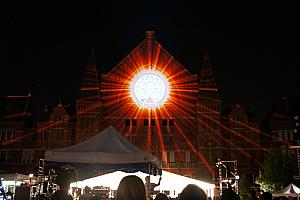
216 158 239 194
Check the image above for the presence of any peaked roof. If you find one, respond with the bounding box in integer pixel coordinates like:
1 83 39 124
49 125 142 154
199 51 218 89
199 51 220 102
106 31 194 77
78 49 100 102
0 93 33 123
273 183 300 197
44 126 161 177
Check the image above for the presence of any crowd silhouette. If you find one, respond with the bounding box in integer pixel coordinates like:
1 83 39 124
58 175 246 200
48 173 249 200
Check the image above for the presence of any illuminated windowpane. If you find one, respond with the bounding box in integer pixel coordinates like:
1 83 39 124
185 151 190 162
162 151 167 162
169 151 175 162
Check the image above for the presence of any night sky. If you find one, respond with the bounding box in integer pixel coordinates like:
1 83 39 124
0 1 299 120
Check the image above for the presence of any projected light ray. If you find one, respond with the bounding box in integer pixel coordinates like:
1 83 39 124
198 111 267 151
175 123 215 176
152 111 167 157
200 105 290 144
198 118 255 160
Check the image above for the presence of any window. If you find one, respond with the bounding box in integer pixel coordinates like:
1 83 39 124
53 128 64 140
284 130 288 140
132 119 137 127
281 145 287 156
90 118 94 130
151 119 156 126
185 151 191 162
250 131 254 140
0 130 5 141
11 130 15 141
169 119 174 126
43 131 48 141
22 150 35 163
144 119 149 126
79 117 84 129
58 129 64 140
85 118 90 129
162 119 168 126
162 151 167 162
6 130 11 141
0 151 7 163
169 151 175 162
278 130 283 140
52 129 57 140
125 119 131 126
290 131 294 141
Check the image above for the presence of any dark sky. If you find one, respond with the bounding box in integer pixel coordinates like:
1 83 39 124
0 1 299 120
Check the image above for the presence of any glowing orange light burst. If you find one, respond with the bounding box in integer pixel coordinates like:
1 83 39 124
129 68 170 109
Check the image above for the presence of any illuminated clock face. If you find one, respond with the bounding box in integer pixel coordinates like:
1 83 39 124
130 69 170 108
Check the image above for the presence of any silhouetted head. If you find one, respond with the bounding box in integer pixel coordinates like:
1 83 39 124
56 177 70 191
84 186 91 193
180 184 207 200
116 175 146 200
145 176 150 183
55 170 71 191
220 189 240 200
261 192 272 200
155 193 169 200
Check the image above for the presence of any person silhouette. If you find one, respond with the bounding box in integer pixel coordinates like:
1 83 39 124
145 175 162 200
154 193 169 200
180 184 207 200
116 175 146 200
52 174 73 200
261 192 272 200
79 186 92 200
0 179 6 200
220 186 240 200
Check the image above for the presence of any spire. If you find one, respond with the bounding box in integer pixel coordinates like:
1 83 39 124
145 31 155 67
199 51 220 101
23 91 33 116
199 51 218 90
78 49 100 101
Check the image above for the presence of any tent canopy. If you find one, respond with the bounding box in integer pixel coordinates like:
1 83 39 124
273 183 300 198
44 126 161 179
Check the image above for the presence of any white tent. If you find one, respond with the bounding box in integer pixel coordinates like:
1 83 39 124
71 170 215 198
273 183 300 199
44 126 161 179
